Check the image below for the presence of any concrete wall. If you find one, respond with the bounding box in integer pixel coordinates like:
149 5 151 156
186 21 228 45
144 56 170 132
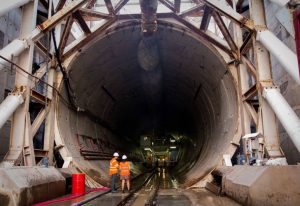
0 9 21 161
264 0 300 164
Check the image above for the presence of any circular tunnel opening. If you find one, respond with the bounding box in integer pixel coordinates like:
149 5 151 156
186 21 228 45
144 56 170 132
57 21 239 187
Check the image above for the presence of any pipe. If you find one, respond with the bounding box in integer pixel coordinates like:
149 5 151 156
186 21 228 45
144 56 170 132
268 0 289 7
256 29 300 85
0 39 28 71
139 0 158 35
0 93 24 130
0 0 33 17
263 87 300 152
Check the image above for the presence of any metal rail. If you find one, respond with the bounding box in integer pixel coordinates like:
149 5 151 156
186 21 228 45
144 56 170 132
144 174 161 206
71 170 156 206
116 171 157 206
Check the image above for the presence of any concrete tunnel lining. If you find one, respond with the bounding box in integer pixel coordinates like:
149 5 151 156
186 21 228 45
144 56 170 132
56 21 239 187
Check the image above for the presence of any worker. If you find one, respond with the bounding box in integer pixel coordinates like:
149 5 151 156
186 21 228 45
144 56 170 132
110 152 119 192
119 155 131 193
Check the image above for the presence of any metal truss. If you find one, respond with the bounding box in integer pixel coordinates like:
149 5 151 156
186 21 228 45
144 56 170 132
0 0 299 167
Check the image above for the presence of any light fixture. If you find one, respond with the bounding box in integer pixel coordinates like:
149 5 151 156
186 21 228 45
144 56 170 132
170 146 176 149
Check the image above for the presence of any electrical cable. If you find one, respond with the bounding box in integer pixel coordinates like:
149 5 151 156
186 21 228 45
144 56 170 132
50 1 78 110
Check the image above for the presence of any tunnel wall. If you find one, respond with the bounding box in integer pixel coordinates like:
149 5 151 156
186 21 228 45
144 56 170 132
56 86 120 186
55 20 241 187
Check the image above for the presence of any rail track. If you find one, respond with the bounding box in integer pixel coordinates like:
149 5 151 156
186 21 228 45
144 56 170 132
71 169 161 206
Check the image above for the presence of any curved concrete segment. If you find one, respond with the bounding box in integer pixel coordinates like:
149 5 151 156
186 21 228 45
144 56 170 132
221 165 300 206
0 167 65 206
56 21 240 187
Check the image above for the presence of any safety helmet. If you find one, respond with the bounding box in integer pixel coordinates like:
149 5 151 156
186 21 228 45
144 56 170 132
122 155 127 160
113 152 119 157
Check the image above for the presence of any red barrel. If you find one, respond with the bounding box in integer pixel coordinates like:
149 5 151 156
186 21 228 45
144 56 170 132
72 173 85 194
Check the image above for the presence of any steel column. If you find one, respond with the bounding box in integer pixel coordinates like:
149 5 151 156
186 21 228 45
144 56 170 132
4 0 38 166
257 29 300 85
43 62 56 165
249 0 284 158
231 0 251 160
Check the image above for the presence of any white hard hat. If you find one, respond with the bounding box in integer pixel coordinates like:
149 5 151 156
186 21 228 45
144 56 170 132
122 155 127 160
113 152 119 157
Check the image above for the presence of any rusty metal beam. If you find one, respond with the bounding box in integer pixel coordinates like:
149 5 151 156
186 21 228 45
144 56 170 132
63 18 117 60
73 10 91 34
158 0 175 12
30 64 48 89
172 14 234 57
201 0 253 30
212 11 238 52
31 90 51 105
241 55 257 80
79 8 112 20
56 0 67 12
244 101 258 126
200 6 212 30
104 0 115 15
115 13 173 20
240 31 253 54
31 107 49 139
115 0 129 14
35 41 52 59
242 83 257 101
59 16 73 54
179 4 205 18
37 0 89 34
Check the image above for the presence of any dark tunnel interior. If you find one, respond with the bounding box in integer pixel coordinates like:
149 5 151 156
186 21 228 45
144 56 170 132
57 21 239 187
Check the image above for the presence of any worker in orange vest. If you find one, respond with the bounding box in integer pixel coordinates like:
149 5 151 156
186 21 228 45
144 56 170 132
110 152 119 192
120 155 131 193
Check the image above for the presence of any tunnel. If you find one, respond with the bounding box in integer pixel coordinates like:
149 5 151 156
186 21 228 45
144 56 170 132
56 20 239 188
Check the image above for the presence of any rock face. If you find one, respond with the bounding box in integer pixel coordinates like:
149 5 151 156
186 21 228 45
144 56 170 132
0 166 65 206
221 165 300 206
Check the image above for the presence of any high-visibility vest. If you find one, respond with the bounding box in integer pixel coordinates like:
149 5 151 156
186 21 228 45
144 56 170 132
109 158 119 176
119 161 130 176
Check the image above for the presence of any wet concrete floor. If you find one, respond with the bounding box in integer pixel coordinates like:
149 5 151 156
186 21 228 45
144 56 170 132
80 188 240 206
85 169 239 206
47 169 240 206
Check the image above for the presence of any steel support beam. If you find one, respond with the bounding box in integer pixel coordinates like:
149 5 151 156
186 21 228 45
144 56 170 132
43 62 56 165
231 0 252 159
201 0 254 30
0 39 28 71
249 0 284 158
73 10 91 34
63 18 116 59
179 4 205 18
200 6 212 31
4 0 38 166
212 11 237 52
158 0 175 12
0 0 33 17
0 93 24 130
256 29 300 85
263 87 300 152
